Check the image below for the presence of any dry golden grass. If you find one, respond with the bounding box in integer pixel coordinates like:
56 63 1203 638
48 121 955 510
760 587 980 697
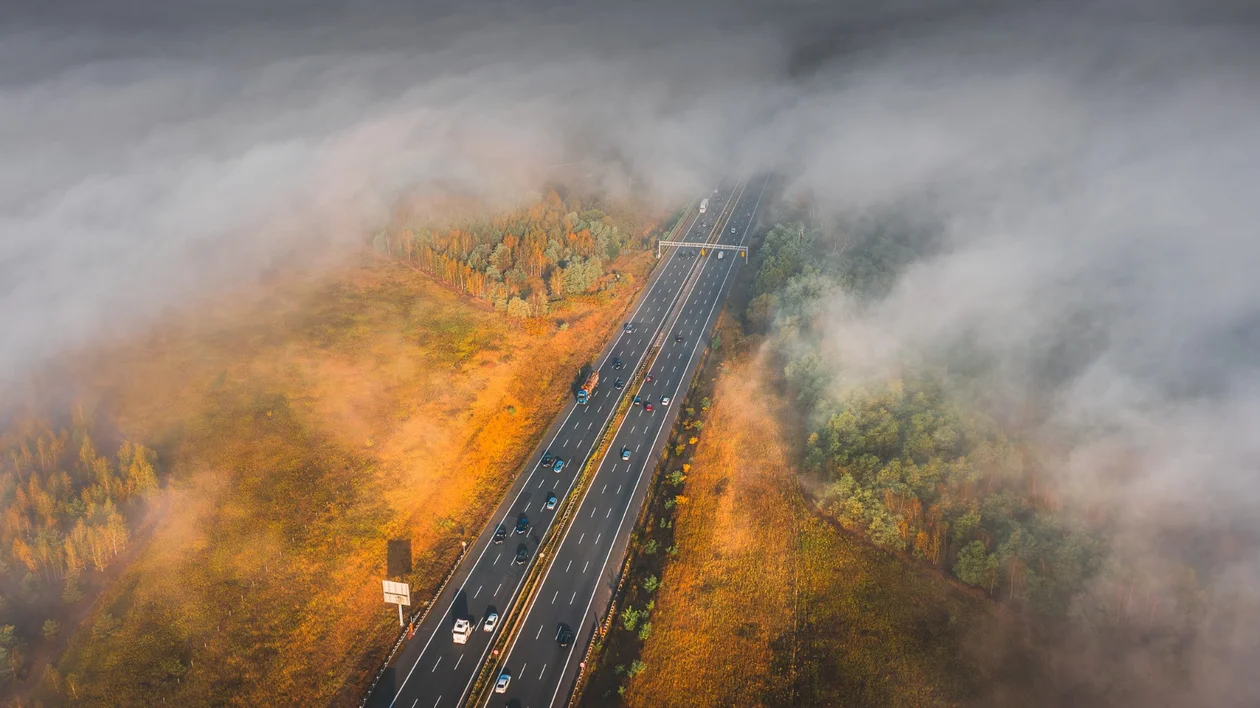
34 255 650 707
625 343 1022 708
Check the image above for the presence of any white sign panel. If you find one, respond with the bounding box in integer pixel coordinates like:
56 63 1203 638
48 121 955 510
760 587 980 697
383 580 411 606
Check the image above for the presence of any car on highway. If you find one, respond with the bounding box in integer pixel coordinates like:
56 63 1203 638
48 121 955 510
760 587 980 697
731 226 736 234
614 378 624 390
540 453 555 468
553 457 565 472
484 611 499 632
624 323 635 333
495 673 510 693
514 546 530 565
645 402 654 412
661 395 671 406
675 333 684 343
646 374 653 383
613 358 624 370
515 513 529 535
621 446 631 461
545 492 558 510
633 395 642 406
556 625 573 648
493 525 507 544
718 251 724 260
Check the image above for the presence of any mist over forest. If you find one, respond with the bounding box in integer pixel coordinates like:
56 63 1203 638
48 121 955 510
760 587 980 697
4 0 1259 704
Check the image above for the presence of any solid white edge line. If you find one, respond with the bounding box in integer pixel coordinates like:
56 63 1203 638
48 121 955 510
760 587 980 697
491 177 762 707
543 174 769 708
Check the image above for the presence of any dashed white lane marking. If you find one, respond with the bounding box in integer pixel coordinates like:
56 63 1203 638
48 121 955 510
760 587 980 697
583 561 589 573
566 560 572 572
616 485 623 494
536 624 544 639
494 553 501 565
453 654 463 671
431 656 441 672
595 533 602 545
551 591 558 604
474 585 482 599
495 583 502 596
539 663 548 679
578 533 585 544
570 592 577 605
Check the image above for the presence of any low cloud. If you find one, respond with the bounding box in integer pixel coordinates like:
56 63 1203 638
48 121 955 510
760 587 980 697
3 0 1259 702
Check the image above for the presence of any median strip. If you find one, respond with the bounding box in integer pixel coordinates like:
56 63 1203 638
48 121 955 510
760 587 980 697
465 183 748 706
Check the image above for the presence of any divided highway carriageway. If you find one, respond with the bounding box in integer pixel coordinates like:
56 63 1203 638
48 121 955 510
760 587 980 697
367 175 769 708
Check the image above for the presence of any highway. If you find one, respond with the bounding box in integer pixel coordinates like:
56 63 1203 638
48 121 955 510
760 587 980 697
486 174 770 708
366 178 753 708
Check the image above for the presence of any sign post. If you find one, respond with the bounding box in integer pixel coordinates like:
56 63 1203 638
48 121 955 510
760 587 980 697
383 580 411 627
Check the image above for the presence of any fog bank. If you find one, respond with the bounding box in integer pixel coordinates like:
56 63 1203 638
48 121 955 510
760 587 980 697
4 0 1260 703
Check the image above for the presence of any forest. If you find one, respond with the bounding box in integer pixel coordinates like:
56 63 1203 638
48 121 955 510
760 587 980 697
373 190 655 315
0 411 158 684
749 220 1101 615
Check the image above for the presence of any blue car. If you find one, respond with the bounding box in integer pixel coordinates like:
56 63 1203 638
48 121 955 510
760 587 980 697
621 447 631 461
553 458 565 473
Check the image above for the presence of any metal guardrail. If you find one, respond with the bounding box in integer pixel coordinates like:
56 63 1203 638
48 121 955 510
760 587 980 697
469 185 746 706
563 183 752 706
360 543 470 707
358 200 705 707
462 199 710 705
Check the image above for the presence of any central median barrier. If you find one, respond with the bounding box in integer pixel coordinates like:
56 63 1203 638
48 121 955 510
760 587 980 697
464 184 747 707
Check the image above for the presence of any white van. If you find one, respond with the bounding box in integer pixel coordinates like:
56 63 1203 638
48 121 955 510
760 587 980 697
717 251 724 260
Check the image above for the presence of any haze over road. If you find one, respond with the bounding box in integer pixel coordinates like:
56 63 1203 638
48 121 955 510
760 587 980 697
487 175 768 708
368 177 762 708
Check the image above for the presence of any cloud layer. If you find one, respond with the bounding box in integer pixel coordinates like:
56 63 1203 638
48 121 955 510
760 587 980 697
4 0 1260 702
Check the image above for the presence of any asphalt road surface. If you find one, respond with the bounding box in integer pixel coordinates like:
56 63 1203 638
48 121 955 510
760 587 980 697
367 178 756 708
486 175 770 708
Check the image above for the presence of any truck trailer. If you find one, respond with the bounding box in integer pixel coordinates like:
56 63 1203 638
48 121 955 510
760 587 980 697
577 370 599 404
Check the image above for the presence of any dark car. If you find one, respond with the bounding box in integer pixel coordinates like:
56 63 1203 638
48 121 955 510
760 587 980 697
614 378 624 390
493 525 507 544
514 546 530 565
556 625 573 648
623 323 635 333
540 453 555 467
633 396 642 406
675 333 684 343
515 514 529 535
612 358 624 370
553 458 565 473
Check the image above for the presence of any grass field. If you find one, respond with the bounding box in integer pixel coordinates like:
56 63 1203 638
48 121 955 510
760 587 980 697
613 335 1041 708
24 251 654 706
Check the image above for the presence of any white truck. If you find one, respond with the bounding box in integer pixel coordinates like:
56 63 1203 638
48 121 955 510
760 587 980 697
452 618 471 644
699 198 708 214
